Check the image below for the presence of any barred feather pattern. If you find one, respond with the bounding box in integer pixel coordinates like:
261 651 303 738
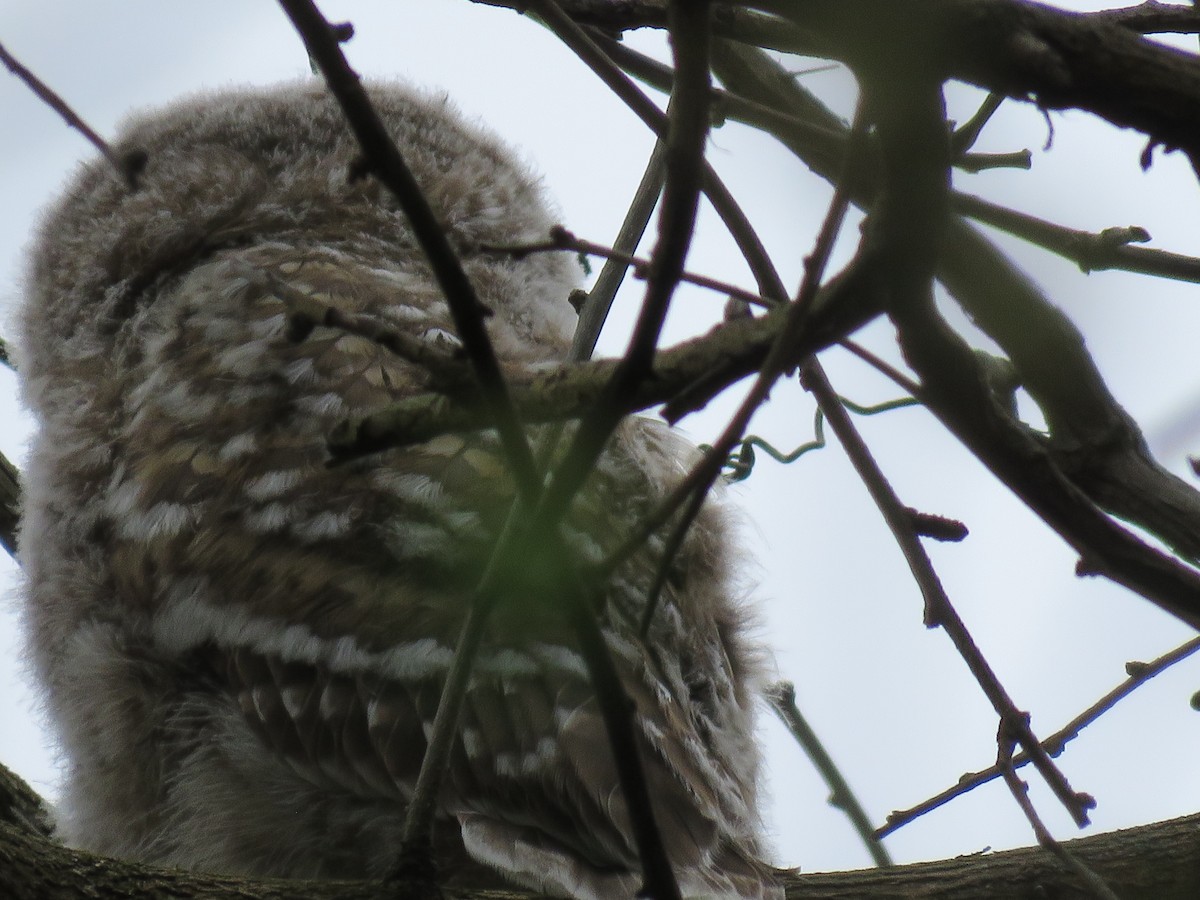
17 81 780 899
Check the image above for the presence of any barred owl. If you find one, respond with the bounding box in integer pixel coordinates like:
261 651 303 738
17 81 779 899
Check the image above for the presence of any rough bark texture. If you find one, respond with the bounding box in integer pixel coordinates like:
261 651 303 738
4 762 1200 900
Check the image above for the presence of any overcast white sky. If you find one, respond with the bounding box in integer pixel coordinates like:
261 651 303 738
3 0 1200 879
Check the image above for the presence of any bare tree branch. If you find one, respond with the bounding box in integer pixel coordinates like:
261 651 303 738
493 0 1200 170
994 729 1120 900
5 761 1200 900
277 0 542 501
0 41 145 188
765 682 892 869
880 634 1200 838
955 193 1200 283
701 38 1200 629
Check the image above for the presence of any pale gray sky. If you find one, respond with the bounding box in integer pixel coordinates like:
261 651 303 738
3 0 1200 878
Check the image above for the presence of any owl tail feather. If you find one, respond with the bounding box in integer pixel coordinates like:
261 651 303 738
460 814 784 900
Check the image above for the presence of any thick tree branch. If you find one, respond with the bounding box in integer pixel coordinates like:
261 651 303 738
0 763 53 838
4 768 1200 900
494 0 1200 168
939 218 1200 568
759 0 1200 168
1090 1 1200 33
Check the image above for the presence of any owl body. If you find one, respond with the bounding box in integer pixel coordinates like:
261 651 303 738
18 82 778 898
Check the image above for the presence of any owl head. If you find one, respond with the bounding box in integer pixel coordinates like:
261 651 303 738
19 80 579 418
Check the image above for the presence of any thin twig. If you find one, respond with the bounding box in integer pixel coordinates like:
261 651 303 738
630 103 867 635
275 6 557 889
232 263 470 389
0 41 144 188
594 28 845 153
562 571 681 900
951 92 1005 156
765 682 893 868
392 445 590 887
526 0 712 546
482 226 775 311
865 64 1095 828
878 634 1200 838
527 3 791 304
954 150 1032 173
570 141 668 362
956 192 1200 283
996 726 1122 900
277 0 541 502
804 357 1094 829
391 590 495 891
838 340 922 397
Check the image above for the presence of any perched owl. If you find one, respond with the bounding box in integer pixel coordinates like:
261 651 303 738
17 81 779 899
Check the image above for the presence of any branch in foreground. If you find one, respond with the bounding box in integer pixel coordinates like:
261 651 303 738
765 682 891 869
482 227 775 310
941 217 1200 568
770 0 1200 170
805 357 1093 829
631 89 863 638
521 0 789 305
609 31 1200 293
710 36 1200 565
860 53 1098 828
524 0 714 543
513 0 1200 170
879 634 1200 838
994 731 1120 900
702 38 1200 568
569 141 666 362
0 41 145 188
327 259 883 461
278 0 541 502
5 782 1200 900
955 192 1200 284
701 38 1200 631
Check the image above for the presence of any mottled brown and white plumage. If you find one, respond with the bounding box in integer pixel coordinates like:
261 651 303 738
17 81 779 899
